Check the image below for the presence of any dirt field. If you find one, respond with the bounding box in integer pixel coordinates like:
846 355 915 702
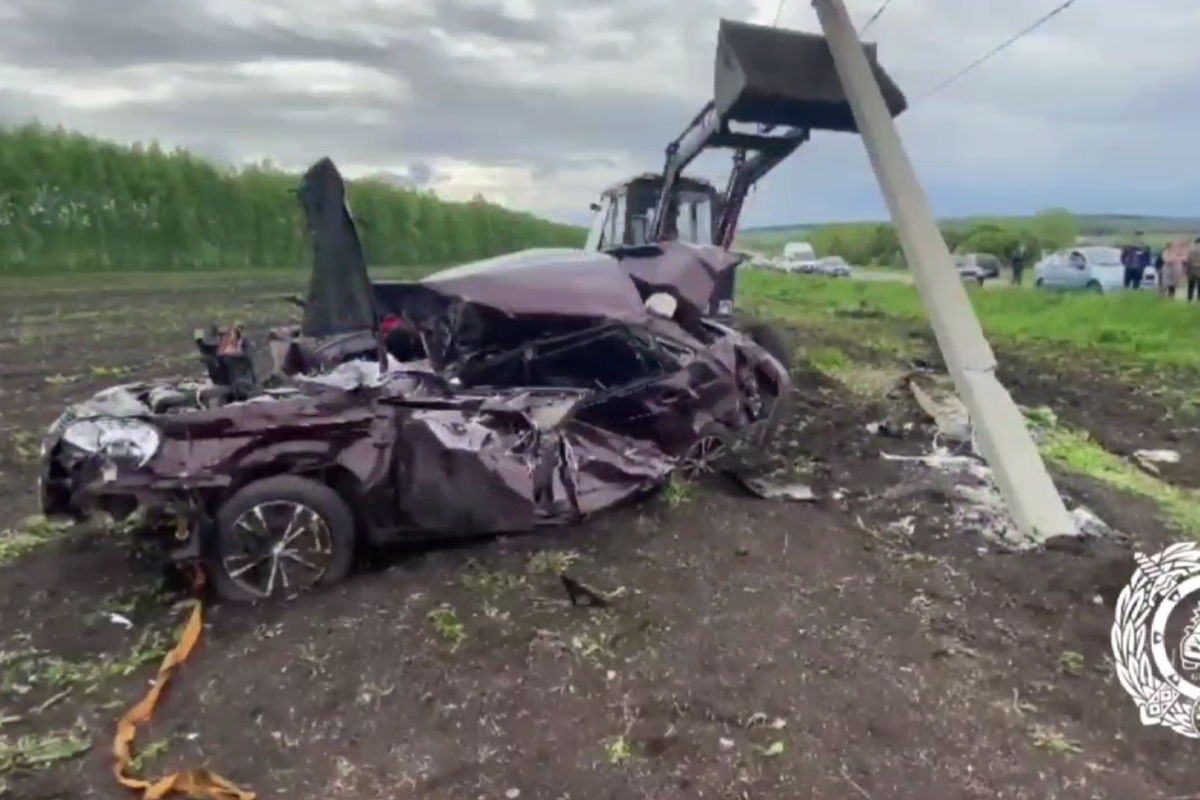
2 273 1199 800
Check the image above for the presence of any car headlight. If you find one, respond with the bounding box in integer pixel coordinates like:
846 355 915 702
60 419 161 468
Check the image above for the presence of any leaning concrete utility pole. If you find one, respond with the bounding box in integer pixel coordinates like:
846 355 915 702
811 0 1075 540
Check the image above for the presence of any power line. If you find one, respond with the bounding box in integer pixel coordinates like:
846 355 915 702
859 0 898 35
771 0 788 26
913 0 1083 104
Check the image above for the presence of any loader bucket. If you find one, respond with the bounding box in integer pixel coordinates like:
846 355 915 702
714 18 907 133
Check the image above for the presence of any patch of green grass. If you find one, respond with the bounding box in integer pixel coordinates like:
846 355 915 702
0 720 90 784
604 735 632 764
460 562 526 594
1058 650 1085 676
740 271 1200 372
0 517 72 567
427 605 466 650
662 479 694 508
1 627 172 700
527 550 581 575
1029 724 1083 754
1027 412 1200 538
805 347 850 373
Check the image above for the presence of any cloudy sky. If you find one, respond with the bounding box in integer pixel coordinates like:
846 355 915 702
0 0 1196 226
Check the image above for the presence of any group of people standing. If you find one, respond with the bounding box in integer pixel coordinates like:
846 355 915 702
1121 231 1200 300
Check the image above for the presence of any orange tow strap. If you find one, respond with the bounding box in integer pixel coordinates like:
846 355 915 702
113 568 256 800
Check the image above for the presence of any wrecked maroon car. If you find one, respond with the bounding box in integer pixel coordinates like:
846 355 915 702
37 157 791 602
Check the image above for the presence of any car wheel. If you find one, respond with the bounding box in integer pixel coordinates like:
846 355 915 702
210 475 356 603
1086 280 1103 293
742 321 792 372
1035 278 1044 287
679 434 728 480
976 276 985 286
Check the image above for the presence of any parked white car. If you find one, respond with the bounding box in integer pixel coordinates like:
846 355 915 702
1033 246 1147 294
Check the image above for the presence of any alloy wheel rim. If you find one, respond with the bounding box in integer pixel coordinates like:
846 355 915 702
222 501 333 598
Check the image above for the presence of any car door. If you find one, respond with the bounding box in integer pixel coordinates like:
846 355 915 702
1063 251 1089 289
1037 252 1063 286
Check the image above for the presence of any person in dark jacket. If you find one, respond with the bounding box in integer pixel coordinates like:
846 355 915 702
1121 231 1152 289
1011 242 1028 285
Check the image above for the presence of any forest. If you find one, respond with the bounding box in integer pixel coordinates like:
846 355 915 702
0 123 586 275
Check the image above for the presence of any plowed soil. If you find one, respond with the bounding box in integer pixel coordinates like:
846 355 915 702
1 274 1197 800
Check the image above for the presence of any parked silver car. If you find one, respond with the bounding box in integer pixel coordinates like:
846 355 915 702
1033 246 1128 293
811 256 852 277
954 252 1002 280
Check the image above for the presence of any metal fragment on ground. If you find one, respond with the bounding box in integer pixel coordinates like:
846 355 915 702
1133 449 1181 474
732 474 816 501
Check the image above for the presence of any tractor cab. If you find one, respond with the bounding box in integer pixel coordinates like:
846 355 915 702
578 19 906 322
585 173 721 251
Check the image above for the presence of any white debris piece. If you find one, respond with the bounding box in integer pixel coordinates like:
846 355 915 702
294 356 402 390
909 377 972 444
881 439 1115 550
1133 449 1179 463
1133 448 1180 474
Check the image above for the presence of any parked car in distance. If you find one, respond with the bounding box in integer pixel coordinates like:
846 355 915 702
955 260 989 286
954 253 1002 281
782 255 821 273
812 256 851 277
1033 246 1128 293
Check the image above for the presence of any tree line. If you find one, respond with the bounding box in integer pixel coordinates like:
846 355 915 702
745 208 1084 267
0 123 586 275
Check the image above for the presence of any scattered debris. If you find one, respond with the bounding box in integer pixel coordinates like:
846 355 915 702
1133 448 1181 475
865 419 910 437
1133 448 1179 464
105 613 134 630
908 375 971 443
731 474 816 501
880 439 1114 550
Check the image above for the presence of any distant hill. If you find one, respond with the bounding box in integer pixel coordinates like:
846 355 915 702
744 214 1200 238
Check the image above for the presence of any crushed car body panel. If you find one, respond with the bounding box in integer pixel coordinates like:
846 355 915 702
38 157 792 571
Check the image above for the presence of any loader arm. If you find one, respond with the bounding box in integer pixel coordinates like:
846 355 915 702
648 18 906 246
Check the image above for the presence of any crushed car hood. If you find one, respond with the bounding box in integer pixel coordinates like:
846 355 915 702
612 241 743 314
419 248 650 322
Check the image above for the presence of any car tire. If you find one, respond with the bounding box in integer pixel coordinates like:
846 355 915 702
1035 278 1044 287
976 276 985 286
743 321 792 372
1086 280 1103 293
209 475 357 603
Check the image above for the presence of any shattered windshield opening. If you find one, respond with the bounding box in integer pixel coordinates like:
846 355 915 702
456 321 679 391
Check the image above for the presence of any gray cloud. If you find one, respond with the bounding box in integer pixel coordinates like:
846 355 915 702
0 0 1196 223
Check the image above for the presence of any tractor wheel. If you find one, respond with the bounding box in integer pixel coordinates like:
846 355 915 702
743 321 792 372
